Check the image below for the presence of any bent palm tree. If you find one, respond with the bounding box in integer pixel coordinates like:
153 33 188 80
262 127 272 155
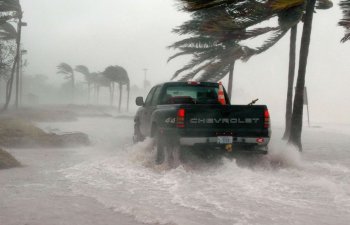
75 65 94 103
57 63 75 102
288 0 317 150
176 0 332 150
103 65 130 112
169 2 300 99
281 0 332 140
0 0 21 111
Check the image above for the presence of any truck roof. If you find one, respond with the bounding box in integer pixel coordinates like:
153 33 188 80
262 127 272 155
159 81 219 87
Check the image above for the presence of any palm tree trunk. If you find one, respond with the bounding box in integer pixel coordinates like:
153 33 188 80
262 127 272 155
112 82 115 105
288 0 316 151
127 83 130 112
283 25 298 140
118 83 123 112
71 73 75 103
97 86 100 105
87 82 91 104
109 83 114 106
227 61 235 101
2 53 19 111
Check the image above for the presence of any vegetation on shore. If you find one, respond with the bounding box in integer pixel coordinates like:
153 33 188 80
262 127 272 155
0 148 21 169
0 117 89 148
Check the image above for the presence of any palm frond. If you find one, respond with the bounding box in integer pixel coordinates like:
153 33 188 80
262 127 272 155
0 14 16 25
75 65 90 75
103 65 129 84
57 63 74 77
197 60 231 82
178 60 214 81
0 0 21 13
168 45 223 62
0 21 16 40
339 0 350 42
252 29 289 55
177 0 248 11
316 0 333 10
171 50 218 79
268 0 305 11
168 36 217 49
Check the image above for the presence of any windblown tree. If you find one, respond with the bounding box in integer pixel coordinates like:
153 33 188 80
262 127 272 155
168 7 251 99
339 0 350 42
0 37 16 101
75 65 94 103
90 72 113 105
171 0 303 100
57 63 75 101
103 65 130 112
280 0 332 140
175 0 332 150
0 0 22 111
280 0 332 150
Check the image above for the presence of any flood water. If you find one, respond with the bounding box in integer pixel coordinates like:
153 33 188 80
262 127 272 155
1 117 350 225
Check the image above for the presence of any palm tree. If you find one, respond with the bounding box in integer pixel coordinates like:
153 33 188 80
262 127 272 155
169 2 300 99
90 72 112 105
176 0 332 150
57 63 75 102
75 65 94 103
103 65 130 112
0 0 21 111
339 0 350 42
288 0 322 150
281 0 332 140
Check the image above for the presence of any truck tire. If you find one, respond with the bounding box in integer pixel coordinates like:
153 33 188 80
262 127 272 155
154 130 165 164
133 122 144 144
154 131 183 167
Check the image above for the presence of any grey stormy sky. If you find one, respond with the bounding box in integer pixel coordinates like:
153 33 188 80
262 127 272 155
20 0 350 124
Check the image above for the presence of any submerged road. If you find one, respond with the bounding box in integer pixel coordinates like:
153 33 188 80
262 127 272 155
1 117 350 225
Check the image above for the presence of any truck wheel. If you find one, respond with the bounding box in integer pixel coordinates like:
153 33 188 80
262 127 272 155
169 144 182 167
154 131 165 164
133 123 144 144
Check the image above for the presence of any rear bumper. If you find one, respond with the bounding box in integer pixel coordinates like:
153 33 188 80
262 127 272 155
179 136 270 146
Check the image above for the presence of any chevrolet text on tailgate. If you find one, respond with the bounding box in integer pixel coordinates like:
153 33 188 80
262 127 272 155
133 81 271 164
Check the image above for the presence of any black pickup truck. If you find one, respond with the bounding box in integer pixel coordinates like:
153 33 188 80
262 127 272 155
133 82 271 163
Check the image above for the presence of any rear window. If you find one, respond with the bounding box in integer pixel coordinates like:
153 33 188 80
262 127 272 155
160 85 225 105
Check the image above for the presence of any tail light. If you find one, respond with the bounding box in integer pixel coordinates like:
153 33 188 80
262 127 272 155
177 108 185 128
264 109 270 128
256 138 265 144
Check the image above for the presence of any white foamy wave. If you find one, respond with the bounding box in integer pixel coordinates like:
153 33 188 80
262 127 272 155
265 140 303 168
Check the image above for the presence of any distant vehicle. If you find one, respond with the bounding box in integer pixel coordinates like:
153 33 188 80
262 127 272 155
133 81 271 163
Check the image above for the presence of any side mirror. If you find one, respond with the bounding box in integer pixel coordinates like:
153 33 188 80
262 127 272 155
136 97 144 106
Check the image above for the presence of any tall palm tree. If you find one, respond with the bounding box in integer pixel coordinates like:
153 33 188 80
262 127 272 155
103 65 130 112
0 0 21 111
339 0 350 42
177 0 332 150
90 72 112 105
282 0 332 140
288 0 317 150
57 63 75 102
75 65 94 103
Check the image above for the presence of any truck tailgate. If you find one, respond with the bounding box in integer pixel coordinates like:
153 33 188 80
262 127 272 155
180 105 269 137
